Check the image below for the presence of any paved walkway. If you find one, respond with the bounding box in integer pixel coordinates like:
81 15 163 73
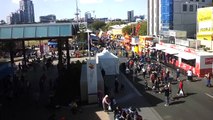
0 58 163 120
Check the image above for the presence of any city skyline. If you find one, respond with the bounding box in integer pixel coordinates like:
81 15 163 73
0 0 147 22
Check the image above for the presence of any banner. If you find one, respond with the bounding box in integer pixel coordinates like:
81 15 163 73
87 59 97 96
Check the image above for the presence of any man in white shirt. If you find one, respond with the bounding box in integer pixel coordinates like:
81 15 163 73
187 69 193 81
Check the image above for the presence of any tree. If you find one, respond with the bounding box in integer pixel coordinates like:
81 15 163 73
0 20 6 25
89 20 106 31
122 25 133 35
138 21 147 36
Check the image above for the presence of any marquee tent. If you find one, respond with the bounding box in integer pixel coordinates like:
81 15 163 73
96 48 119 75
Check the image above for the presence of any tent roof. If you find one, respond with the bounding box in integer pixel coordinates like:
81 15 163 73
96 48 118 59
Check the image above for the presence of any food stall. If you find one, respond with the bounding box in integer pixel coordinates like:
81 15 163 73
156 42 213 77
138 36 154 56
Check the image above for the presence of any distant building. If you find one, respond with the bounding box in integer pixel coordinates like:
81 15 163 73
127 10 135 22
85 12 92 22
7 0 34 24
148 0 212 38
40 15 56 23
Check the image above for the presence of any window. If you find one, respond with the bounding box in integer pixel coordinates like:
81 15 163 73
189 5 194 11
196 0 199 2
190 0 194 1
183 4 187 12
202 0 205 2
181 59 196 67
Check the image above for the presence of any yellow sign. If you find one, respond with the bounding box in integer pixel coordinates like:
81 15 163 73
197 7 213 40
197 7 213 22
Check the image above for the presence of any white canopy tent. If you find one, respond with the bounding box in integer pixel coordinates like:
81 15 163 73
96 48 119 75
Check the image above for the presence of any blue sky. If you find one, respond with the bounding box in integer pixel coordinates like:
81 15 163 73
0 0 147 22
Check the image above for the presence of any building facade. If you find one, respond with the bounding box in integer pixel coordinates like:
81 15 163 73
127 10 135 22
40 15 56 23
148 0 212 38
85 12 92 22
7 0 34 24
147 0 160 36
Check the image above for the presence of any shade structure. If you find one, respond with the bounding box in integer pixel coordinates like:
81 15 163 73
175 52 196 60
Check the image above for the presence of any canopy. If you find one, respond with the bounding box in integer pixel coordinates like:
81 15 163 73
162 48 179 55
96 48 119 75
175 52 196 60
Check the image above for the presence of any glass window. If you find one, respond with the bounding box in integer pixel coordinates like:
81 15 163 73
36 26 48 38
48 26 59 37
0 28 11 39
196 0 199 1
181 58 196 67
189 5 194 11
60 25 71 36
202 0 205 2
24 27 36 38
190 0 193 1
183 4 187 12
12 27 24 39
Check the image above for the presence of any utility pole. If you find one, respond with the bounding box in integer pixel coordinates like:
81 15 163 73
75 0 79 24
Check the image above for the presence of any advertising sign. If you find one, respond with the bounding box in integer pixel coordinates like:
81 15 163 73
205 57 213 64
197 7 213 40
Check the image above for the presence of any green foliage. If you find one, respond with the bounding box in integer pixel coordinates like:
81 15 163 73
89 20 106 31
138 21 147 36
122 25 133 35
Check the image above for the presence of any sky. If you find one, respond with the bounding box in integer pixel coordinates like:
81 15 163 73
0 0 147 22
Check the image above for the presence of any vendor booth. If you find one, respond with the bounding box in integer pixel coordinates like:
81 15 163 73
96 48 119 75
156 42 213 77
139 36 154 55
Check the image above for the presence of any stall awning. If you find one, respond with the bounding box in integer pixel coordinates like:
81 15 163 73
162 48 179 55
154 46 166 50
175 52 196 60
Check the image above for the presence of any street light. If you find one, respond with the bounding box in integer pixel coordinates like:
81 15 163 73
86 29 92 60
185 1 199 50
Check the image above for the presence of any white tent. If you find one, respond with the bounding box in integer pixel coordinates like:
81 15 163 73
96 48 119 75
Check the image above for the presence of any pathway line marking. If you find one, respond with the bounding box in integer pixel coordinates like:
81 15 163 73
205 93 213 99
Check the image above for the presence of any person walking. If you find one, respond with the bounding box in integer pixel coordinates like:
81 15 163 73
205 73 212 87
102 95 111 112
187 69 193 81
164 84 170 106
177 79 185 97
176 69 180 81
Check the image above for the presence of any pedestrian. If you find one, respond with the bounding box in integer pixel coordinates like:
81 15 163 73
177 79 185 97
164 84 170 106
187 69 193 81
205 73 212 87
142 67 146 79
102 95 111 112
176 69 180 81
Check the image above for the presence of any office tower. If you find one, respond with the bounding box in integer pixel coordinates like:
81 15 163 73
40 15 56 23
19 0 35 23
85 12 92 22
148 0 212 38
147 0 160 36
127 10 135 22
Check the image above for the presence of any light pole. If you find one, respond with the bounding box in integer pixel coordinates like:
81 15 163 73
86 29 92 60
185 1 199 50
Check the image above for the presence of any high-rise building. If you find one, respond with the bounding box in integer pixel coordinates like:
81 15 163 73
148 0 212 38
40 15 56 23
127 10 135 22
7 0 34 24
85 12 92 22
147 0 160 37
19 0 35 23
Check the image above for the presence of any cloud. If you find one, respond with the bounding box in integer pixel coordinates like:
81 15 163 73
79 0 103 4
11 0 20 4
